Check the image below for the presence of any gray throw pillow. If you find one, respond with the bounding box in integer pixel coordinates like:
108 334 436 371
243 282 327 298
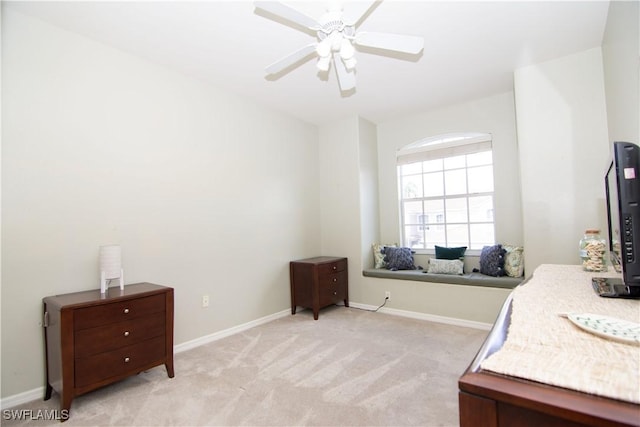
479 244 506 277
382 247 416 271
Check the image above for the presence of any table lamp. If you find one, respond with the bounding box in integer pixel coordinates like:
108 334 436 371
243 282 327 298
99 244 124 294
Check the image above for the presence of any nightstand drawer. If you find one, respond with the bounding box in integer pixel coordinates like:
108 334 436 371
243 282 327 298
75 335 166 388
318 270 347 288
318 280 347 306
74 294 165 330
75 312 166 358
317 259 347 276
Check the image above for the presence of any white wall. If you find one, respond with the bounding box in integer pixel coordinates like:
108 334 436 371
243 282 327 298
358 117 380 271
317 117 365 302
1 10 319 398
317 108 513 324
602 0 640 145
514 47 610 272
376 92 522 249
346 92 521 321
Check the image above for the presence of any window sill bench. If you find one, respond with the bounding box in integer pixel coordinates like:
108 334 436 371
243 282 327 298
362 268 522 289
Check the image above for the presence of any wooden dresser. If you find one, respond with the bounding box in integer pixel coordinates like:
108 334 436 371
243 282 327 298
290 256 349 320
458 265 640 427
43 283 174 419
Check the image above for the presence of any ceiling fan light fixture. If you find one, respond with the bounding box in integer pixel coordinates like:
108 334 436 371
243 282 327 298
317 56 331 72
316 39 331 58
328 31 343 52
339 38 355 60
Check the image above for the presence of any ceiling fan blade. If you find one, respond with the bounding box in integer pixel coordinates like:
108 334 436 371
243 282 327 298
265 43 317 75
254 1 321 30
332 52 356 91
355 32 424 54
342 1 378 26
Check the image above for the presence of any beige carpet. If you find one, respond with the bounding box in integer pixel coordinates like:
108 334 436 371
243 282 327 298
4 306 487 426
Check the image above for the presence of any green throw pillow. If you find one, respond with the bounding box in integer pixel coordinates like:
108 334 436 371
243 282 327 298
435 245 467 260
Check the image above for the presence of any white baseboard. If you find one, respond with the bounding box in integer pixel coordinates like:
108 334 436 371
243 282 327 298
0 388 45 411
174 308 291 353
348 302 493 331
1 305 489 409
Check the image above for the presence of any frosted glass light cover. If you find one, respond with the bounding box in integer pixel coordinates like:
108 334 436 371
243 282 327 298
99 245 122 279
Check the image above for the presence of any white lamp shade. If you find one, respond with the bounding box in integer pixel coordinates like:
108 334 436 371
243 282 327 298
99 245 122 279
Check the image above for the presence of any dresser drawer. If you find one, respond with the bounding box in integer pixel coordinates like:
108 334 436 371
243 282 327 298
318 270 347 288
317 259 347 276
75 312 166 358
75 335 166 388
74 294 165 330
318 271 347 306
318 289 344 307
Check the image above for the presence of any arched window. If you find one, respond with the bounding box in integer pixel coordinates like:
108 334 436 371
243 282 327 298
397 133 495 251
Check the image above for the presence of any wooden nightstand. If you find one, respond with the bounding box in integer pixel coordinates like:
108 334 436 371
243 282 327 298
43 283 174 420
290 256 349 320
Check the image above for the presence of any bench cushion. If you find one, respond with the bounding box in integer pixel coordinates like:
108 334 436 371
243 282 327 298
362 268 522 289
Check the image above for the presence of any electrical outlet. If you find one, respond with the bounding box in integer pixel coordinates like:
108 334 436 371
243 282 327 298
385 291 391 300
202 295 210 308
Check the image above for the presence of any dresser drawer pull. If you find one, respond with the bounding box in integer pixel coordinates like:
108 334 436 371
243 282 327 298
123 331 130 337
124 357 130 363
123 308 130 314
333 291 337 295
333 278 337 282
332 266 337 270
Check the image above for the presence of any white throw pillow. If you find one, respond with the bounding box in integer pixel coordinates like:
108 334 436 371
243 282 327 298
427 258 464 275
503 245 524 277
372 243 397 269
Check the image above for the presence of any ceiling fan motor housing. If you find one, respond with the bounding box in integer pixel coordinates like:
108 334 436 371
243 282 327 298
316 18 356 60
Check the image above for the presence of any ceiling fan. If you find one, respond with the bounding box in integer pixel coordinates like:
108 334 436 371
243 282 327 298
254 1 424 92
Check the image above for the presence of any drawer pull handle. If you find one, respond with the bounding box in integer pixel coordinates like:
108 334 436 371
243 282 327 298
123 308 130 314
333 266 337 270
124 357 130 363
333 291 337 296
333 278 337 282
123 331 130 337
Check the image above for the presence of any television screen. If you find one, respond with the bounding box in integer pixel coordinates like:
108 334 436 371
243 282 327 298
593 141 640 298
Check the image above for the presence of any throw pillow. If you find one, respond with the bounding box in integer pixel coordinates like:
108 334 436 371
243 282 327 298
503 245 524 277
382 246 416 271
435 245 467 260
372 243 397 269
479 244 506 277
427 258 464 275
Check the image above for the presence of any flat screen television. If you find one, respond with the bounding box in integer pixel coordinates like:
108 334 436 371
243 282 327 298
593 141 640 298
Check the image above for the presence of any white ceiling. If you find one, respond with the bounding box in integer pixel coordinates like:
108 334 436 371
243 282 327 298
5 1 610 125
